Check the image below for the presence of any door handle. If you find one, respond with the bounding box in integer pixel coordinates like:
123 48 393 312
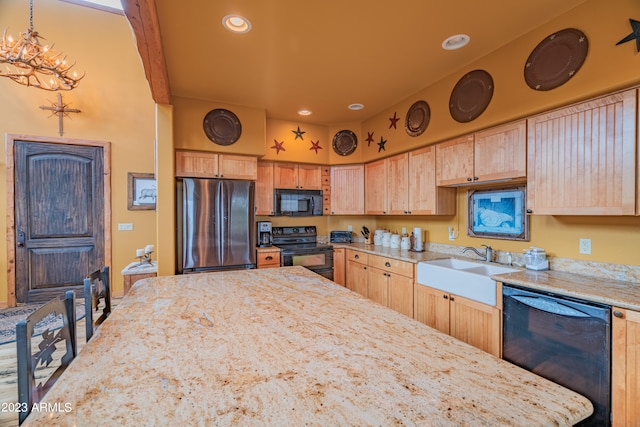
17 230 25 247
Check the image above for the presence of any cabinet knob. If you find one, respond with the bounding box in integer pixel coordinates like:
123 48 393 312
613 310 624 318
220 174 224 178
354 254 359 259
526 209 533 214
385 262 391 267
473 177 479 181
466 177 472 182
443 294 449 299
450 296 455 301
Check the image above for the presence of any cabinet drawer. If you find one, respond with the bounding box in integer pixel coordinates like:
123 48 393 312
346 249 368 265
369 254 413 277
257 251 280 267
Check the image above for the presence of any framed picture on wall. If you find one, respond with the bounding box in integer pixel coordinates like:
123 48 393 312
127 172 156 210
467 186 529 241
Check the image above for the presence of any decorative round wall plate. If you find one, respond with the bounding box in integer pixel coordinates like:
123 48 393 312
203 108 242 145
332 130 358 156
449 69 494 123
405 100 430 137
524 28 588 91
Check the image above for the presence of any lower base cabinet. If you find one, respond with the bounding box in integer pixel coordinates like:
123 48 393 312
345 250 414 317
333 248 346 286
612 307 640 426
414 284 501 357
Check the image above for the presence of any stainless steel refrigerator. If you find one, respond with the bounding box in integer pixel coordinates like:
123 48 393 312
177 178 256 273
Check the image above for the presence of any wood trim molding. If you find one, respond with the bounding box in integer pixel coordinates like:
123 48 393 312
121 0 171 105
5 134 112 307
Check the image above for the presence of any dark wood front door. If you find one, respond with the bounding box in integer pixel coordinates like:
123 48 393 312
14 141 105 304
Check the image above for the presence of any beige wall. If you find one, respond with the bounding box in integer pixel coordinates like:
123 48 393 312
0 0 157 304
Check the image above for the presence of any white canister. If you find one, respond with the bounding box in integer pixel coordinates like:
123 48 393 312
382 232 391 247
374 229 384 245
390 234 400 249
401 236 411 250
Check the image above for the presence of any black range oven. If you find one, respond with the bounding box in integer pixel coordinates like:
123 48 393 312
272 226 334 280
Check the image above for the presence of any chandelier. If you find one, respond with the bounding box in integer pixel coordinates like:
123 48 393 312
0 0 83 91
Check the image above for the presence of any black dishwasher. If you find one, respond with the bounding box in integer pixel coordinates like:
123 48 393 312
502 284 611 426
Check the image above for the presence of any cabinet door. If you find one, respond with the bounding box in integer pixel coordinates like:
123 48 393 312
435 135 474 186
449 294 501 357
386 153 409 215
297 164 322 189
256 162 275 215
388 273 413 318
365 159 387 214
527 90 636 215
333 248 346 286
367 267 388 306
273 163 299 189
175 151 218 178
612 307 640 427
414 285 449 334
218 154 257 180
474 120 526 182
346 260 368 297
409 146 456 215
330 165 365 215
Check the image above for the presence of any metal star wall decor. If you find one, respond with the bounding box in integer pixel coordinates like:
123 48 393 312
365 131 374 147
271 139 286 154
377 136 387 152
616 18 640 52
39 92 81 136
309 140 322 153
292 126 306 140
388 112 399 129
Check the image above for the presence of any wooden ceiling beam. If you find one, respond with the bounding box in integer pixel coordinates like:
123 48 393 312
121 0 171 105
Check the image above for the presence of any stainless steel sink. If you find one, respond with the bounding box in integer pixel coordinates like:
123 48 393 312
416 258 518 306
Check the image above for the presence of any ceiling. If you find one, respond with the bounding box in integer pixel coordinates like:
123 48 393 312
125 0 589 125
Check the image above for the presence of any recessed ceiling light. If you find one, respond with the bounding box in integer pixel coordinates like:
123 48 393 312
222 15 252 34
442 34 470 50
298 109 312 116
348 103 364 111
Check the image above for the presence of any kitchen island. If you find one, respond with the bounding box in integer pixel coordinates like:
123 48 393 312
23 266 591 426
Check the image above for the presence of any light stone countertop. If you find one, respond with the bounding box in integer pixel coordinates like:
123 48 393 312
336 243 640 311
24 266 591 426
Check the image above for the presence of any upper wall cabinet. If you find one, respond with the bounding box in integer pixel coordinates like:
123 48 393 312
330 165 365 215
527 90 636 215
367 149 455 215
256 161 275 215
436 120 526 186
175 150 257 180
273 163 322 190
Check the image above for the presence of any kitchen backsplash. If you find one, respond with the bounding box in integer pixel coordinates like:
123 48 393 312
321 235 640 284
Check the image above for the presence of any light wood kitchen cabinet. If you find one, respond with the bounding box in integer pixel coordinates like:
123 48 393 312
436 120 526 186
367 254 413 317
256 247 281 268
527 90 636 215
365 159 388 214
274 163 322 189
414 284 501 356
612 307 640 426
321 166 331 215
345 249 368 297
175 150 257 180
333 247 346 286
330 165 365 215
408 146 456 215
256 161 275 215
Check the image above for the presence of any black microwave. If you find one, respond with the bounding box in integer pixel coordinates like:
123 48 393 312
274 189 323 216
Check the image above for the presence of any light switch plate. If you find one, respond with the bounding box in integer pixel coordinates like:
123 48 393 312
118 223 134 231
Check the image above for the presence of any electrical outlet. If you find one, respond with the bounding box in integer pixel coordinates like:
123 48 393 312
118 223 134 231
579 238 591 254
448 226 456 241
347 225 352 232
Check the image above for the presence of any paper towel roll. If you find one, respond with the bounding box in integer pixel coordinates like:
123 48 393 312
413 228 422 241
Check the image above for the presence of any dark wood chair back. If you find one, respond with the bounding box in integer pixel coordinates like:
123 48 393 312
16 290 77 425
84 266 111 342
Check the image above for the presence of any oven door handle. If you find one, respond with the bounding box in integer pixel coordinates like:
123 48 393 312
510 295 590 318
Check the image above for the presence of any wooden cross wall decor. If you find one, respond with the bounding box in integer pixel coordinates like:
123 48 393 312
39 93 81 136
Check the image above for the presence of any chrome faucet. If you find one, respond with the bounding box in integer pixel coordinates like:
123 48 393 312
462 244 493 262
